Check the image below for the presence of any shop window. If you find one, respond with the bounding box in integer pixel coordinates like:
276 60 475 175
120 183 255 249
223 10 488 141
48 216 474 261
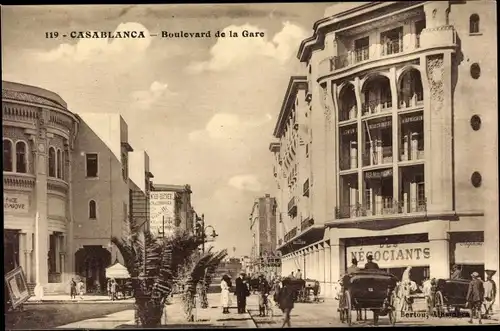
3 139 13 172
48 147 56 177
86 153 98 178
470 115 481 131
470 63 481 79
56 149 62 179
89 200 97 219
469 14 480 34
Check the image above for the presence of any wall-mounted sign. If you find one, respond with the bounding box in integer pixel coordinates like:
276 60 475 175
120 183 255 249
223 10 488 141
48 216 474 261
402 115 423 124
149 191 175 236
346 242 431 268
454 241 484 265
368 120 391 130
4 194 29 214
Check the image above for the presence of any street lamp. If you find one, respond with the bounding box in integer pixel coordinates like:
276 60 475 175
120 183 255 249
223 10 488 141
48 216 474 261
195 214 218 253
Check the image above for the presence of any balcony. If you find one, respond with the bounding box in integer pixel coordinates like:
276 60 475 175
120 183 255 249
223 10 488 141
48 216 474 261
362 98 393 116
381 38 403 56
335 198 427 219
303 179 310 197
288 196 297 217
284 227 298 243
300 217 314 232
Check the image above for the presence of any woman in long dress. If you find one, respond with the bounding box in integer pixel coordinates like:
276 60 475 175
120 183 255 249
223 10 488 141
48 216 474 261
220 275 232 314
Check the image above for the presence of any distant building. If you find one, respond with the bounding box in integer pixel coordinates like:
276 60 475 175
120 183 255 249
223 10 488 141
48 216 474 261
149 184 194 236
249 194 279 275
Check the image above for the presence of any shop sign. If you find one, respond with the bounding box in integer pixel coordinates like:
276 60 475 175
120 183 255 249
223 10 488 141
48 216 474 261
4 194 29 214
149 191 175 236
341 127 357 136
401 115 423 124
368 120 391 130
347 242 431 268
365 169 393 179
454 242 484 264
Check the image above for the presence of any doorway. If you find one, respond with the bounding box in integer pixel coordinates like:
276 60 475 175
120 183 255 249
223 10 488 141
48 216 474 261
4 230 20 273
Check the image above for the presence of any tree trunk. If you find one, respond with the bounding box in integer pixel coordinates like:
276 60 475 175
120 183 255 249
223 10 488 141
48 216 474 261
135 299 164 327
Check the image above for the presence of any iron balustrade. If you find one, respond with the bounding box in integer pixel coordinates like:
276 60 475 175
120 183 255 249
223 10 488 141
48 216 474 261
355 46 370 63
334 198 427 219
339 105 358 122
382 39 403 56
400 92 424 109
362 98 393 115
300 217 314 232
284 227 298 243
288 196 297 217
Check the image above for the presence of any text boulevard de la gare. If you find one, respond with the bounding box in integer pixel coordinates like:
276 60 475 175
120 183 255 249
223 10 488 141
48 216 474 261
45 30 265 39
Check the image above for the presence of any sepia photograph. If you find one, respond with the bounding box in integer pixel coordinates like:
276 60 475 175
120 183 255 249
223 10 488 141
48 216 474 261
2 1 499 328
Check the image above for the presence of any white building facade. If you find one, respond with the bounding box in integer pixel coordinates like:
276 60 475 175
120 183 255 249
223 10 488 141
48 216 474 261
271 1 498 302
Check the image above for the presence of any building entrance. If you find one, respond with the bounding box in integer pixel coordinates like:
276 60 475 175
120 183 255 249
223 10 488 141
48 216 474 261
75 246 111 294
4 230 20 273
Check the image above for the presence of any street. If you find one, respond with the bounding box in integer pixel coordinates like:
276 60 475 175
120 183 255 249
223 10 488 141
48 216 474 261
247 295 500 328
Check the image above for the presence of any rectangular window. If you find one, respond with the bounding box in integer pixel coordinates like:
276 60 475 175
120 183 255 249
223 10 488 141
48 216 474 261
121 151 128 181
354 36 370 62
86 153 98 178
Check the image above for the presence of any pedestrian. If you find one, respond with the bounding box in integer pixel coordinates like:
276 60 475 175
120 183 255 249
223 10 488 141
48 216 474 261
70 278 77 299
346 258 360 274
277 277 294 328
107 279 112 299
289 271 295 279
220 275 232 314
364 255 379 270
451 265 462 280
466 271 484 324
235 273 250 313
295 269 302 279
483 270 497 318
77 279 85 299
422 277 433 317
257 274 270 317
110 279 117 301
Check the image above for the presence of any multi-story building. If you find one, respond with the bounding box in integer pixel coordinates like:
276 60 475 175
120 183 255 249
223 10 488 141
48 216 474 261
149 184 194 236
271 1 498 300
129 150 154 233
3 81 155 294
249 194 279 275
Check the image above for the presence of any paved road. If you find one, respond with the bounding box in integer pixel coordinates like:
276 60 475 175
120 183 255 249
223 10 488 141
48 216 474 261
248 296 500 327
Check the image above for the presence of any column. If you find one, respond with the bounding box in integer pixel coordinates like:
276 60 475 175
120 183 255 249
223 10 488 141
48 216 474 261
55 234 61 274
428 224 450 279
330 241 346 283
410 182 417 211
318 244 325 284
324 242 332 298
35 110 50 290
353 77 364 207
389 67 399 208
19 233 27 273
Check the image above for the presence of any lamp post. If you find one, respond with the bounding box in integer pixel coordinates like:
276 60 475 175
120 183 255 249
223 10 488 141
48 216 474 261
196 214 218 253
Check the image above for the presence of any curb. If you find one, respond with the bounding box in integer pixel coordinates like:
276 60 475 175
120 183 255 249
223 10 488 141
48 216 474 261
246 309 260 329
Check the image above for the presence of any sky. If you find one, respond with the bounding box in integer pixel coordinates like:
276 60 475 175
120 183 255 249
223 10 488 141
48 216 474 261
2 3 332 257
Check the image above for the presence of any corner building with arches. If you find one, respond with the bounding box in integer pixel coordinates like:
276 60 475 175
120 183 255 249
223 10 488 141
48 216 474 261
3 81 153 294
271 1 498 306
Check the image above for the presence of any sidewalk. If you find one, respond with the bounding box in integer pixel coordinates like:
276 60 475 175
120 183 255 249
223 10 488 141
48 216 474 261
58 293 256 329
27 294 134 304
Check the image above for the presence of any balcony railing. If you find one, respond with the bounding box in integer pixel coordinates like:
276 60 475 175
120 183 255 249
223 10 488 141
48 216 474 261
335 198 427 219
355 46 370 62
300 217 314 232
382 39 403 56
400 92 424 109
362 98 392 116
284 227 298 242
339 105 357 122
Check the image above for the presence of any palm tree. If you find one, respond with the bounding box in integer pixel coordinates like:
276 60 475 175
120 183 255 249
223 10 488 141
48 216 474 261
179 249 228 321
200 250 228 308
111 222 200 327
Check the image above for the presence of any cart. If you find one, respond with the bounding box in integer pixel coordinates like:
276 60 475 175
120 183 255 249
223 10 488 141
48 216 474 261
338 270 399 326
433 278 469 317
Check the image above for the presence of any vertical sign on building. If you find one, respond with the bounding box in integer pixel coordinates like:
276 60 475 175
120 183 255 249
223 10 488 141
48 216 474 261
149 191 175 237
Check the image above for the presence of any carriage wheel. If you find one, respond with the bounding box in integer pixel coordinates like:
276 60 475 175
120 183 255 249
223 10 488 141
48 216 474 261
345 291 353 326
388 292 397 326
434 291 445 318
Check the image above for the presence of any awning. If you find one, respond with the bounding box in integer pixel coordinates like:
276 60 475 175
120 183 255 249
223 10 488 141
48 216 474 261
105 262 130 279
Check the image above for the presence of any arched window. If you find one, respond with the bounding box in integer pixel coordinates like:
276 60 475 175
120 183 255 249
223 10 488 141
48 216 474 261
56 149 62 179
89 200 97 219
470 14 480 34
48 147 56 177
3 139 13 172
16 141 27 173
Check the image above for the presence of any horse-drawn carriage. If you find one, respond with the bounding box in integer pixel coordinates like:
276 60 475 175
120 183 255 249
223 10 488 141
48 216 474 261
433 278 470 317
337 270 399 326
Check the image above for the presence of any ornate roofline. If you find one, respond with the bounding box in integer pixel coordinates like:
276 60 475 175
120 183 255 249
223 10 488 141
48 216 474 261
272 76 308 138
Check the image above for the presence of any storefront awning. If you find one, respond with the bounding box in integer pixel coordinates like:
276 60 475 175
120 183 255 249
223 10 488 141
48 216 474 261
277 224 325 255
105 262 130 279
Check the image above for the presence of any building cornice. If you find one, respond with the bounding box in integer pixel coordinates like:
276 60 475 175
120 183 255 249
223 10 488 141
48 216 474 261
272 76 308 138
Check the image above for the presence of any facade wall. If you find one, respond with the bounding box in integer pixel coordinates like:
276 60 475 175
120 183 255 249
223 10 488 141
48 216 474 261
150 184 194 235
272 1 498 301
